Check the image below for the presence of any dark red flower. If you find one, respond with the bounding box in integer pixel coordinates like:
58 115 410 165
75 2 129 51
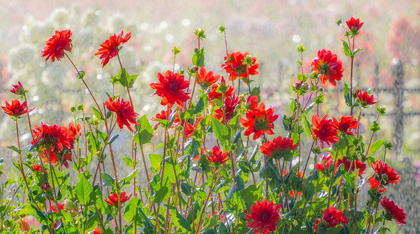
246 95 259 110
221 51 259 81
311 49 344 86
32 165 42 172
368 177 387 193
380 197 406 225
184 117 202 138
336 157 366 176
42 29 72 62
356 89 377 107
31 122 73 152
105 191 132 206
245 200 281 234
196 67 220 89
105 97 138 131
240 102 278 140
346 17 364 35
260 136 298 160
10 81 26 95
150 70 190 106
315 154 333 174
333 116 359 136
206 146 229 165
319 207 348 228
371 160 400 184
2 99 34 118
93 226 102 234
311 114 339 147
208 77 235 101
95 30 131 67
213 95 241 123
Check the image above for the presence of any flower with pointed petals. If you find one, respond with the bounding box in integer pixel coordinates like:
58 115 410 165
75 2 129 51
245 200 281 234
240 102 278 140
213 95 241 123
42 29 72 62
371 160 400 184
368 177 387 194
356 89 377 107
150 70 190 106
260 136 298 160
206 146 229 165
318 207 348 229
315 154 333 173
346 17 364 36
32 165 42 172
184 117 202 138
336 156 366 176
93 226 102 234
246 95 259 110
95 30 131 67
222 51 259 81
2 99 34 119
208 77 235 101
105 97 138 131
333 115 359 136
311 49 343 86
311 114 339 147
31 122 73 152
10 81 26 96
289 190 302 199
380 197 406 225
196 67 220 89
105 191 132 206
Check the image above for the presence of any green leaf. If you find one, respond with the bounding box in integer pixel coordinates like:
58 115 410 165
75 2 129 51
134 115 154 146
101 172 115 187
122 157 136 167
153 178 169 204
119 169 138 189
7 146 21 154
342 40 351 57
195 94 208 114
192 48 205 67
303 182 315 200
368 139 387 157
148 154 162 173
170 208 192 231
212 118 229 148
303 115 312 137
124 197 142 223
76 174 93 205
92 107 103 120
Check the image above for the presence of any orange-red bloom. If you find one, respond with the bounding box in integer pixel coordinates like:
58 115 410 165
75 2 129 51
311 114 339 147
336 156 366 176
208 77 235 101
213 95 241 123
246 95 259 110
368 177 387 194
206 146 229 165
105 191 132 206
380 197 406 225
240 102 278 140
319 207 348 228
346 17 364 35
95 30 131 67
333 115 359 136
196 67 220 89
150 70 190 106
371 160 400 184
315 154 333 174
32 122 74 152
311 49 343 86
10 81 25 95
42 29 72 62
2 99 34 119
260 136 297 160
184 117 202 138
93 226 102 234
222 51 259 81
356 89 377 107
32 165 42 172
105 97 138 131
245 200 281 234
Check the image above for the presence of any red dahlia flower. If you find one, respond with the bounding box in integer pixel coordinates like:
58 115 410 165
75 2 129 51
380 197 406 225
150 70 190 106
315 154 333 174
66 123 81 141
93 226 102 234
213 95 241 123
31 122 73 151
221 51 259 81
32 165 42 172
333 115 359 136
196 67 220 89
311 49 343 86
208 77 235 101
246 95 259 110
42 29 72 62
368 177 387 194
184 117 203 138
260 136 298 160
356 89 377 107
105 97 138 132
311 114 339 147
319 207 348 228
336 156 366 176
2 99 34 119
105 191 132 206
245 200 281 234
240 102 278 140
206 146 229 165
95 30 131 67
10 81 26 96
346 17 364 35
371 160 400 184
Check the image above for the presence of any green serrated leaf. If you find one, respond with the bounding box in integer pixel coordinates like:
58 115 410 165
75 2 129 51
76 174 93 205
134 115 154 146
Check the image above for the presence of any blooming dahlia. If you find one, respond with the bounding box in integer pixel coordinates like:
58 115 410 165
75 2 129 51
2 99 34 119
315 154 333 174
245 200 281 234
93 226 102 234
246 95 259 110
206 146 229 165
333 115 358 136
380 197 406 225
42 29 72 62
311 49 343 86
240 102 278 140
336 156 366 176
31 122 73 151
150 70 190 106
196 67 220 89
356 89 377 107
260 136 298 160
311 114 339 147
95 30 132 67
208 77 235 101
318 207 348 229
105 97 138 131
221 51 259 81
184 117 202 138
346 17 364 36
213 95 241 123
371 160 400 184
368 177 387 194
10 81 26 96
105 191 132 206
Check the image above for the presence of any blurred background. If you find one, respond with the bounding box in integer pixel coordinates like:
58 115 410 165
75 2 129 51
0 0 419 232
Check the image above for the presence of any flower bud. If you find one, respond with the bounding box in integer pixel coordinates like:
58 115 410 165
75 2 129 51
64 199 74 211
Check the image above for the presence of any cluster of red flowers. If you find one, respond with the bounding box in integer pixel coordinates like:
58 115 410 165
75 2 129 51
336 156 366 176
245 200 281 234
315 154 333 174
213 95 241 123
208 77 235 101
221 51 259 81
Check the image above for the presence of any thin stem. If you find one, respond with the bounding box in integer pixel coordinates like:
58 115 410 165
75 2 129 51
302 141 315 179
196 168 221 233
15 121 30 191
364 113 380 160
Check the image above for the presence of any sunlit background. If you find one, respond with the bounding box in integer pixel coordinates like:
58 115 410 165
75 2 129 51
1 0 419 232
